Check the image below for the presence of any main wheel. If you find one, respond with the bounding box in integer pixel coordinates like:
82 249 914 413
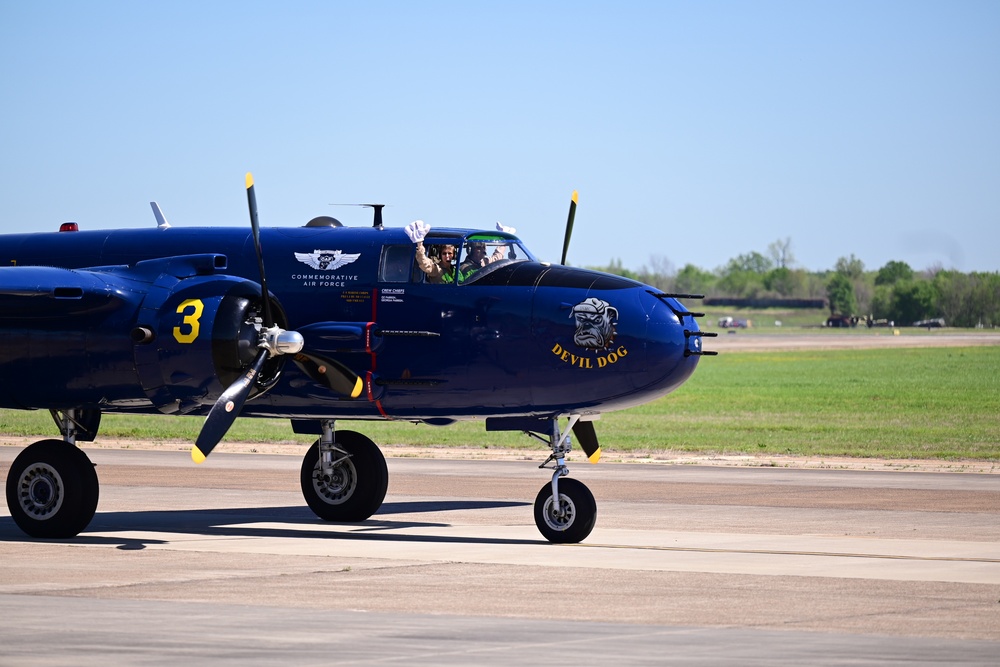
5 439 100 538
533 477 597 543
300 431 388 522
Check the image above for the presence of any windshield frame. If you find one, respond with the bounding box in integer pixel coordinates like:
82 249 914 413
456 232 535 285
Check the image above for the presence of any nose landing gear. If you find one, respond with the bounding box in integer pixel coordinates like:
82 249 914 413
487 414 599 543
531 416 597 543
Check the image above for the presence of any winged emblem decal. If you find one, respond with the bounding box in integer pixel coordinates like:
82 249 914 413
294 250 361 271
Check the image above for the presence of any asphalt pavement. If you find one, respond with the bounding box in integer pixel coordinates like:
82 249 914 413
2 446 998 666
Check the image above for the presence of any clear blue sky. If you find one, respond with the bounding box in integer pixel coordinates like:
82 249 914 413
2 1 998 274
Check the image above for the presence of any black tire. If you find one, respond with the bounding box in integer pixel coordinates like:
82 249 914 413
300 431 388 522
533 477 597 543
5 439 100 538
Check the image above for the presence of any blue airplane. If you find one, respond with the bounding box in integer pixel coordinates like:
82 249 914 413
0 175 715 542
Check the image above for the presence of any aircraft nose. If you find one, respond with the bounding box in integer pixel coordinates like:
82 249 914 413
641 293 705 395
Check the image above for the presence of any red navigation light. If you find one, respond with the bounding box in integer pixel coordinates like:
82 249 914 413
59 223 79 232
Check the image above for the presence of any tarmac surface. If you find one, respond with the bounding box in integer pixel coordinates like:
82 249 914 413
2 445 999 665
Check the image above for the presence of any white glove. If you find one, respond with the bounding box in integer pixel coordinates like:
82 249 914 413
496 221 516 234
405 220 430 244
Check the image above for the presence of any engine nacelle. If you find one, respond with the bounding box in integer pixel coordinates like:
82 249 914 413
0 255 275 414
132 271 276 414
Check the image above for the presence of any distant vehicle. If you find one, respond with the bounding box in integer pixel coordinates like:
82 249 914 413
826 315 857 328
914 318 945 328
718 316 751 328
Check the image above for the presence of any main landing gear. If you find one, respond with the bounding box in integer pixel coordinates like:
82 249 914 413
300 419 388 523
531 417 597 543
5 409 101 538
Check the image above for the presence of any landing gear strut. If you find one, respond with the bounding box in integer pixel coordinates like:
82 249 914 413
5 409 101 538
531 416 597 543
300 419 388 522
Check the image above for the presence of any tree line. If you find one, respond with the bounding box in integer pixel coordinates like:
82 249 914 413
588 239 1000 328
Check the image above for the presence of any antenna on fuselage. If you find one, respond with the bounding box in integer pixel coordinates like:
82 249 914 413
328 203 387 228
362 204 385 228
150 202 170 229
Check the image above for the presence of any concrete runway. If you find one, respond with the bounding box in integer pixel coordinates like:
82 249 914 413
1 445 998 665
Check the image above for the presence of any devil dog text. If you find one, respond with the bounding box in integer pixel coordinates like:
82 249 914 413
551 343 628 369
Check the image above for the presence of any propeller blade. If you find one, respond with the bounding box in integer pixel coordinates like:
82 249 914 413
293 352 364 398
560 190 578 265
192 349 271 463
572 419 601 464
246 172 274 327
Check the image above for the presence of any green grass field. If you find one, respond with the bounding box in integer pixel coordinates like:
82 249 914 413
1 346 998 461
624 345 999 460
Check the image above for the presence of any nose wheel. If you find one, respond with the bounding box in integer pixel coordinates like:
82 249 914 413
533 477 596 543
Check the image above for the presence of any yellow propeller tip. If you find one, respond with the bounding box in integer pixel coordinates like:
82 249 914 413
245 173 254 188
571 190 578 203
191 447 207 464
350 376 364 398
587 447 602 464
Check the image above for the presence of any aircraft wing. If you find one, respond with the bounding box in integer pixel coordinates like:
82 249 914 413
0 266 133 319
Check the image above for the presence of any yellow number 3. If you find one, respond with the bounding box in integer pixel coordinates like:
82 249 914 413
173 299 204 344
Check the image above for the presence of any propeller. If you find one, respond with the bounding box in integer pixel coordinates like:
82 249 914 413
246 173 273 327
572 419 601 464
192 349 271 463
559 193 602 466
191 173 360 464
293 352 364 397
560 190 578 265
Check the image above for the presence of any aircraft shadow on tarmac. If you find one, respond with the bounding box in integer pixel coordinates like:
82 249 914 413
0 500 535 550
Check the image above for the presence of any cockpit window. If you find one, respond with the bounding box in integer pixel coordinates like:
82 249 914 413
457 234 534 285
415 242 459 285
379 245 413 283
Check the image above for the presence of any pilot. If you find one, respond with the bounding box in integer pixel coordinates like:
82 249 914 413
417 243 457 284
459 241 504 274
405 220 457 284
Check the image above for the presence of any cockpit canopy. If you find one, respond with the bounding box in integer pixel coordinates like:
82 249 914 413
456 232 535 284
421 231 536 285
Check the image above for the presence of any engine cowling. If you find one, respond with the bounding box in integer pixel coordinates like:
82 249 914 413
132 271 280 414
0 255 279 414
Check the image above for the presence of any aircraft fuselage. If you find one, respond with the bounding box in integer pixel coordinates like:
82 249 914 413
0 224 702 423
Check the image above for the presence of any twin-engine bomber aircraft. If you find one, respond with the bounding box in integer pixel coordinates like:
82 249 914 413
0 175 715 543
